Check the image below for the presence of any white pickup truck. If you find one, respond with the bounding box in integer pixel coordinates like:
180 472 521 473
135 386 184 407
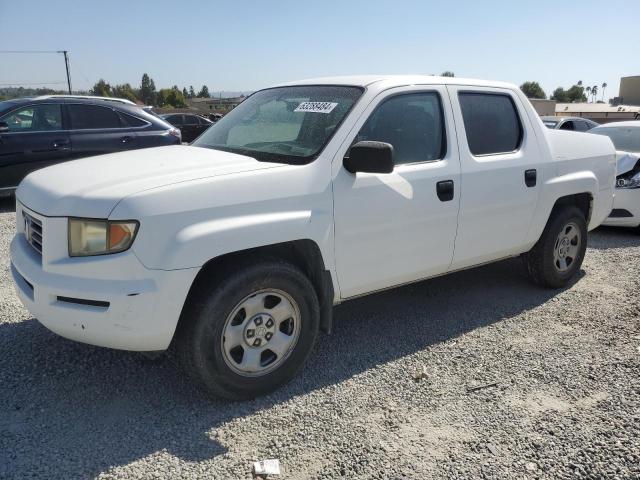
10 76 616 399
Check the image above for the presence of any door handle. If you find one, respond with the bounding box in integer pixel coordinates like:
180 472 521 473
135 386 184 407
52 139 70 149
436 180 454 202
121 136 134 143
525 169 537 187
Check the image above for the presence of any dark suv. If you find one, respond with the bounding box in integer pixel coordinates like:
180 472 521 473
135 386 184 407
161 113 212 142
0 95 181 192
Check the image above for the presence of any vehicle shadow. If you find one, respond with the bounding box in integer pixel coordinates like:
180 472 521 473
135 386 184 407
589 225 640 249
0 257 580 478
0 195 15 214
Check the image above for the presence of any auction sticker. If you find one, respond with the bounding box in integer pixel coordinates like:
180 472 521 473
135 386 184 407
294 101 338 114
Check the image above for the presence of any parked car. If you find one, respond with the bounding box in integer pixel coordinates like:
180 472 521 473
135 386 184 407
541 116 599 131
161 113 212 142
590 121 640 231
10 76 615 399
0 95 181 194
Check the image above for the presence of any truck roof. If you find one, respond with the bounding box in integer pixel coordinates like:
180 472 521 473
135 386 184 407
275 75 517 90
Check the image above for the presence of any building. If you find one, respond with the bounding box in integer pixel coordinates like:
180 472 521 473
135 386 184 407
619 76 640 106
186 96 246 114
555 102 640 124
530 99 556 116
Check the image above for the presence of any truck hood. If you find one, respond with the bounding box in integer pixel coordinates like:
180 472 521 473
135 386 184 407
16 146 282 218
616 150 640 176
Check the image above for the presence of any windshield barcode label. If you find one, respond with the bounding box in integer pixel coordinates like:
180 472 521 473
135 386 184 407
294 102 338 114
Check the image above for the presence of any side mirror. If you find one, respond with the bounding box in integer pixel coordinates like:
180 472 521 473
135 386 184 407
343 141 394 174
0 122 9 133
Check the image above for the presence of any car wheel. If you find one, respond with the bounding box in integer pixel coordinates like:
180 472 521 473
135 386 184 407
176 259 320 400
523 206 587 288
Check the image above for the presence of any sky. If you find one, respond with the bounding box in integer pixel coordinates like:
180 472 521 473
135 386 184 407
0 0 638 100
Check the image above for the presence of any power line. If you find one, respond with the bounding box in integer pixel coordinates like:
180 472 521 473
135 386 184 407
0 50 72 93
0 82 68 86
0 50 61 54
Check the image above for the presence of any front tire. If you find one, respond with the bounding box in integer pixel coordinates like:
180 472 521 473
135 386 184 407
176 260 320 400
523 206 588 288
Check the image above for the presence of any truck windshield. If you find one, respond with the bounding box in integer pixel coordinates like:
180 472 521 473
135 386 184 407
192 85 363 164
591 125 640 153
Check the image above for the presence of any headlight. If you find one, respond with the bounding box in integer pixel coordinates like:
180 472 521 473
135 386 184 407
616 173 640 189
68 219 139 257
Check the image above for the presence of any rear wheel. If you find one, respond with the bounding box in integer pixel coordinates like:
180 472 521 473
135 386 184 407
523 206 587 288
176 260 320 400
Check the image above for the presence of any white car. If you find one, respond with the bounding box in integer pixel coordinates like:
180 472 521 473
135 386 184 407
10 75 616 399
590 121 640 231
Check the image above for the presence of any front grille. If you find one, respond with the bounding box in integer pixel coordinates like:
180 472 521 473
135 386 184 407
22 210 43 254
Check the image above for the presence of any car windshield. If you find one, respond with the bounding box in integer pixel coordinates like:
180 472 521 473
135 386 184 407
543 121 558 129
192 85 363 164
591 125 640 153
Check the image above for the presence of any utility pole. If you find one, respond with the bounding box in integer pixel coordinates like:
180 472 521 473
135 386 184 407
58 50 72 94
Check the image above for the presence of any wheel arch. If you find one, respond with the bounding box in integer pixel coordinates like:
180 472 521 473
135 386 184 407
174 239 335 343
550 192 593 225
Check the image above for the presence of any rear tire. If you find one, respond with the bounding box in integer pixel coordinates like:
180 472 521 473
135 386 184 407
176 259 320 400
523 206 587 288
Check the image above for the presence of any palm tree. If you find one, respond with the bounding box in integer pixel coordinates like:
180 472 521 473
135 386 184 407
591 85 598 103
577 80 583 86
586 86 591 102
601 82 607 102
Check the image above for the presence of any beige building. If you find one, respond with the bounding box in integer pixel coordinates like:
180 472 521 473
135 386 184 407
555 102 640 124
619 76 640 106
187 96 245 114
530 99 556 116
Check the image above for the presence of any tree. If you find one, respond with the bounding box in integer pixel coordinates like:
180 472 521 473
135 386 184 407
182 87 189 99
601 82 607 102
139 73 157 105
188 85 195 98
112 83 139 102
90 79 112 97
519 81 546 99
156 86 187 108
566 84 586 102
551 87 569 102
440 71 455 77
590 85 598 103
197 85 210 98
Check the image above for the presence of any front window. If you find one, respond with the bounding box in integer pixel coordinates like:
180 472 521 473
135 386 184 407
0 104 62 132
591 126 640 152
192 86 363 164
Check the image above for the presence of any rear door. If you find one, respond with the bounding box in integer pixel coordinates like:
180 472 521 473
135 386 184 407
182 115 204 142
0 103 70 189
66 103 138 158
446 86 542 269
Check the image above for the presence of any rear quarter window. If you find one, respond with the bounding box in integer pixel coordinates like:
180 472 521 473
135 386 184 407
458 92 523 156
68 104 122 129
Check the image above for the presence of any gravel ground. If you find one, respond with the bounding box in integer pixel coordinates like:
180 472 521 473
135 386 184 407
0 195 639 479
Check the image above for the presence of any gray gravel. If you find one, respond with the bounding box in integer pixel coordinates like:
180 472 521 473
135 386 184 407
0 195 639 479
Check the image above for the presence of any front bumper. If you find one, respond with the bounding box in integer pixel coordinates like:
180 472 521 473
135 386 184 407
10 208 198 351
602 188 640 228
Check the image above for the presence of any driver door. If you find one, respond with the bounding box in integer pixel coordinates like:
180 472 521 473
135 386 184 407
332 86 461 298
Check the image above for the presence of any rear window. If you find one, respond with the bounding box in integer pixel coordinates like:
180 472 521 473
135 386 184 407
68 104 122 129
458 93 523 155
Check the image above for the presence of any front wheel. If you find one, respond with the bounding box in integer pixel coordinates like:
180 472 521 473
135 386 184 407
523 206 588 288
176 260 320 400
